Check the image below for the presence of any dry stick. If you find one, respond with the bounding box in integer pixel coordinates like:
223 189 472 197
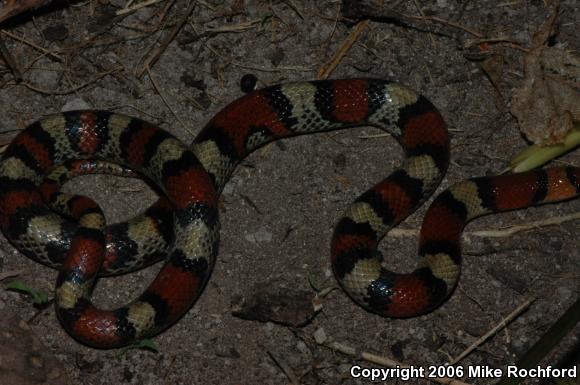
315 331 473 385
347 5 526 52
342 5 481 39
136 0 196 78
0 270 23 281
204 42 314 73
162 355 178 383
196 0 217 11
465 211 580 238
409 15 528 52
317 19 370 80
267 350 300 385
204 18 261 33
449 298 535 365
0 35 22 80
405 14 483 38
138 0 176 26
21 66 123 95
388 11 524 51
322 2 341 53
282 0 304 20
116 0 165 15
463 36 527 50
0 29 63 74
411 0 436 46
387 211 580 239
186 14 298 73
146 66 189 135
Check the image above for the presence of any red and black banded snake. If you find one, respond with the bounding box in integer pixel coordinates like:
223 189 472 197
0 78 578 348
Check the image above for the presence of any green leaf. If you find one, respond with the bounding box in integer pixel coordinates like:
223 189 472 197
5 280 50 305
510 122 580 173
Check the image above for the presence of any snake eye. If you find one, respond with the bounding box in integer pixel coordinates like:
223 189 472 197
240 74 258 93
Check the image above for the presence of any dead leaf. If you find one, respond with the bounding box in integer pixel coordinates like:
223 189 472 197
531 7 558 47
511 9 580 145
511 45 580 144
231 282 320 327
481 54 507 109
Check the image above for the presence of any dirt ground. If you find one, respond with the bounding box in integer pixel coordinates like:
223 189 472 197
0 1 578 385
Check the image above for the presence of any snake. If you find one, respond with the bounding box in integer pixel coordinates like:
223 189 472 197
0 78 578 348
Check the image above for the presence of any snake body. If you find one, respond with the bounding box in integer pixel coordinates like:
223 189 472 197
0 79 578 348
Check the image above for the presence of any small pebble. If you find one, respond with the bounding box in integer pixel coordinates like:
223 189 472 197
62 98 91 111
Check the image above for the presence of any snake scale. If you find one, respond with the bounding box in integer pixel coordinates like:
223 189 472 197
0 79 578 348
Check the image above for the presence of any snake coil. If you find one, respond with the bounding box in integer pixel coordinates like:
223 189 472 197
0 79 578 348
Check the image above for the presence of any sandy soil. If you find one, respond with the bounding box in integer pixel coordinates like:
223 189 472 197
0 1 578 385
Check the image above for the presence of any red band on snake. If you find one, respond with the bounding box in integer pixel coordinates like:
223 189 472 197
0 79 578 348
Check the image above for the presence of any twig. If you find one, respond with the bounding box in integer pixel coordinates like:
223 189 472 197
449 298 535 364
117 0 177 33
0 35 22 80
405 14 483 38
116 0 165 16
463 37 527 51
386 211 580 239
146 66 189 135
136 0 196 78
267 350 299 385
196 0 217 11
0 270 23 281
205 43 314 73
317 19 369 80
465 211 580 239
21 66 123 95
358 132 391 139
282 0 304 20
341 3 527 52
314 328 473 385
321 1 340 53
412 0 436 46
1 29 63 61
204 19 261 33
